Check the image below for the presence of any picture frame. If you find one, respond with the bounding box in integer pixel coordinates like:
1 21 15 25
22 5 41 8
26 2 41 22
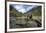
5 1 45 32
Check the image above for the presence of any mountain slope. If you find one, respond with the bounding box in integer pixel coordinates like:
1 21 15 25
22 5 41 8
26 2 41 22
24 6 42 16
10 5 23 17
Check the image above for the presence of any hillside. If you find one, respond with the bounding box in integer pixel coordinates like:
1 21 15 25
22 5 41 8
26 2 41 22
10 5 42 17
10 5 42 28
24 6 42 16
10 5 23 17
32 6 42 16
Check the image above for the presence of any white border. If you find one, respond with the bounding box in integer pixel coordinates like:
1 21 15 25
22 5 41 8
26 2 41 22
7 2 44 32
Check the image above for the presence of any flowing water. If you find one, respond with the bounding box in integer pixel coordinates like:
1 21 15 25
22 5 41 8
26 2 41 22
10 16 42 28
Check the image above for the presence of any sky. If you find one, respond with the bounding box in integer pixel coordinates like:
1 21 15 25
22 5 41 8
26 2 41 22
11 4 36 13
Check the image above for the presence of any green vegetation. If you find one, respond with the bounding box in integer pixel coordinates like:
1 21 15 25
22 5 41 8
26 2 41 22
10 5 42 28
10 5 42 17
32 6 42 16
10 5 23 17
